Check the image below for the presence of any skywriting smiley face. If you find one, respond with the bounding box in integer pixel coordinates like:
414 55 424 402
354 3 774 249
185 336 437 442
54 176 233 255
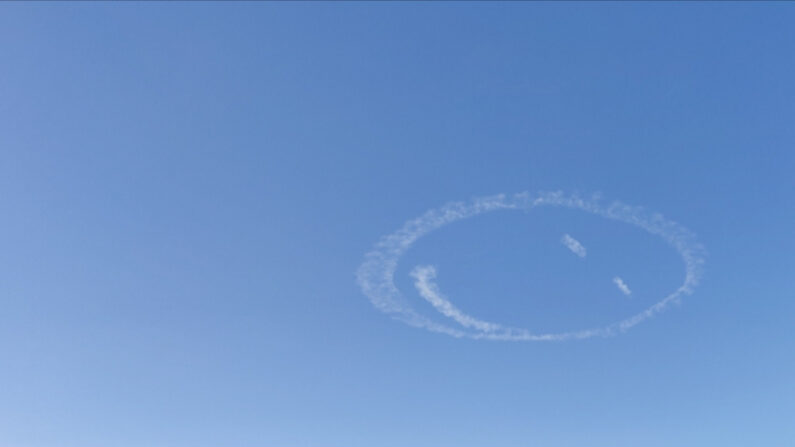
356 191 705 341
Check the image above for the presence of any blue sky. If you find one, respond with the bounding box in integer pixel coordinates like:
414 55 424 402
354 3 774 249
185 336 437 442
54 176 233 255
1 3 793 447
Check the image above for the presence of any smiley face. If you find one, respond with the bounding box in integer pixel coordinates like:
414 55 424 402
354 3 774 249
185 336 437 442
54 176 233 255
356 191 705 341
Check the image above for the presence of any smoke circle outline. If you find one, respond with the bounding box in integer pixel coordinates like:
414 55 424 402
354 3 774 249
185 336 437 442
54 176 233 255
356 191 705 341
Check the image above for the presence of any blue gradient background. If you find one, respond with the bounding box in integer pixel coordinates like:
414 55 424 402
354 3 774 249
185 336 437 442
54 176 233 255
1 4 793 447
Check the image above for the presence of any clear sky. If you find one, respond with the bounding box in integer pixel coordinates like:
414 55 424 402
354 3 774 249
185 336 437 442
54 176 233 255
1 3 793 447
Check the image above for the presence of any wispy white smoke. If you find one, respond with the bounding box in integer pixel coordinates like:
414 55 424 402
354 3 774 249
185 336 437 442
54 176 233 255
411 265 501 333
561 234 587 258
355 191 706 342
613 277 632 296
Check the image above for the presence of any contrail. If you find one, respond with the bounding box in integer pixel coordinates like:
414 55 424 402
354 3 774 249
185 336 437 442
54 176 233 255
355 191 706 341
411 265 501 333
613 277 632 296
561 234 587 258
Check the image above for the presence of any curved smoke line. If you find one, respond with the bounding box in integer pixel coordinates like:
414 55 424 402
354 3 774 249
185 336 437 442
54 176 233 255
355 191 706 341
411 265 502 333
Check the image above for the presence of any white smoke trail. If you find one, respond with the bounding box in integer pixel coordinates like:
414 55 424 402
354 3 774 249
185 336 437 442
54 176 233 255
355 191 706 341
561 234 587 258
613 277 632 296
411 265 501 333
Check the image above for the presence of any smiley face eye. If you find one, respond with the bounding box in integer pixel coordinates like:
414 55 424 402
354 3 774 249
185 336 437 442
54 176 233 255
560 233 632 297
561 233 587 258
613 277 632 296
